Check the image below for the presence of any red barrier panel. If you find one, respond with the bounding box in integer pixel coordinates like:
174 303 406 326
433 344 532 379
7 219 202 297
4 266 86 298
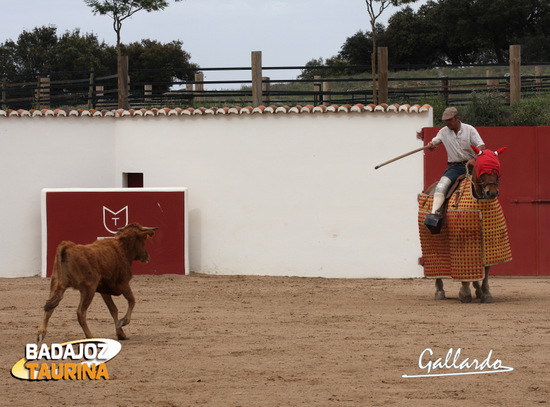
421 126 550 276
41 188 188 277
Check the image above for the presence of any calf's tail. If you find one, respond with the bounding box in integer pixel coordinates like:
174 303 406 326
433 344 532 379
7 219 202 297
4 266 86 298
44 243 71 311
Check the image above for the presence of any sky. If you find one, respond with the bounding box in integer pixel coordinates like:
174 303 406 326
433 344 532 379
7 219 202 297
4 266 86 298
1 0 426 88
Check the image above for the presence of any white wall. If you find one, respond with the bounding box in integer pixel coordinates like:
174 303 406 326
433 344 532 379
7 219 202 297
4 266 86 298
0 118 116 277
0 109 432 278
114 112 430 278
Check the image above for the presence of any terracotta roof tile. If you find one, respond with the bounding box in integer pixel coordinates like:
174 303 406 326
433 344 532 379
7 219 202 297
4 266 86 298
0 103 431 118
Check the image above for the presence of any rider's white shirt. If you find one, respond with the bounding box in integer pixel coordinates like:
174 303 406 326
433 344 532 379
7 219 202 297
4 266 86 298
431 123 484 162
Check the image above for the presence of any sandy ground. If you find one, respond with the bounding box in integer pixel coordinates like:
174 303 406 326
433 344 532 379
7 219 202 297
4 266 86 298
2 273 550 406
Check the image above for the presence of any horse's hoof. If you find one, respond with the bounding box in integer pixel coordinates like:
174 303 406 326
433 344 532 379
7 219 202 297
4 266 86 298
459 294 472 303
481 294 493 304
434 291 446 300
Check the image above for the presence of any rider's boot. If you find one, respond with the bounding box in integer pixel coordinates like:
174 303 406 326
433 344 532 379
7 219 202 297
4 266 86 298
424 192 445 234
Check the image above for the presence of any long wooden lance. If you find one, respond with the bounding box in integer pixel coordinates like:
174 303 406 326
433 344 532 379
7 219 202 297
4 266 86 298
374 144 434 170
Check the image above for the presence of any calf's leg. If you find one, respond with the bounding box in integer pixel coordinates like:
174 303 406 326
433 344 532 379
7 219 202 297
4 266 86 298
115 285 136 331
76 289 96 338
37 279 67 342
101 293 128 340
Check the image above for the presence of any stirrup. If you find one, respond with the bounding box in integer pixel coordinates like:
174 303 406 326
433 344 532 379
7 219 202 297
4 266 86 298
424 213 443 235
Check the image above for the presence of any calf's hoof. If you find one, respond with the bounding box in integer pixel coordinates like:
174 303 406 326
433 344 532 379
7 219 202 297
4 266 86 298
116 317 129 328
116 329 128 340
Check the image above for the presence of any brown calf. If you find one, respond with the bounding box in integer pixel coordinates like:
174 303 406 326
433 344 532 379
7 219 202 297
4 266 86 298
37 223 157 342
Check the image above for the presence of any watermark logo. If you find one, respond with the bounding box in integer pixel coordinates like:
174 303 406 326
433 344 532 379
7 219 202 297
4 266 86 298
402 347 514 378
103 206 129 234
11 338 121 381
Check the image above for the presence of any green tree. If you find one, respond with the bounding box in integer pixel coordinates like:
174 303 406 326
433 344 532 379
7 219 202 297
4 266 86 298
0 26 114 80
338 26 386 68
51 30 115 78
475 0 550 63
0 40 18 77
298 28 382 80
9 26 58 78
385 0 550 64
84 0 182 108
384 4 446 65
365 0 418 103
122 39 198 92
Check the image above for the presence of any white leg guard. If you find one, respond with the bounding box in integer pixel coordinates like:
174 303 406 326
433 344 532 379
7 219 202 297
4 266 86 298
431 176 452 214
431 192 445 214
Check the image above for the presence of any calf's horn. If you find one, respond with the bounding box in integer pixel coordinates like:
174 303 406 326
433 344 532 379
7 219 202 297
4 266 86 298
117 226 159 231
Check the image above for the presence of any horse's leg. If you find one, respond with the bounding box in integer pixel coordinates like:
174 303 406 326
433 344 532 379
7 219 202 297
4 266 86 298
473 280 482 299
480 266 493 303
434 278 446 300
458 282 472 303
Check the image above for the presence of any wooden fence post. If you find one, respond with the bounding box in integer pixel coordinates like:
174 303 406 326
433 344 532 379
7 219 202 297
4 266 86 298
96 85 104 107
144 84 153 104
36 77 50 109
185 82 194 105
194 72 204 105
262 76 270 105
535 65 542 92
509 45 521 105
88 68 95 110
194 72 204 92
1 77 6 110
251 51 263 107
322 80 332 106
486 69 499 89
119 55 130 109
314 75 321 105
35 77 41 109
439 76 449 104
377 47 388 104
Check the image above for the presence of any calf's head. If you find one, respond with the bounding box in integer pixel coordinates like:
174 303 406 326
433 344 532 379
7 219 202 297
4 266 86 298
117 223 158 262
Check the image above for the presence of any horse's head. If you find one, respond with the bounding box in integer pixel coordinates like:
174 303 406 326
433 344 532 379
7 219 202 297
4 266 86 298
470 145 507 200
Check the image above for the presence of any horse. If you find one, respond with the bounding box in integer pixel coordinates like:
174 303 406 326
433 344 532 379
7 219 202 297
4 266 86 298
418 145 511 303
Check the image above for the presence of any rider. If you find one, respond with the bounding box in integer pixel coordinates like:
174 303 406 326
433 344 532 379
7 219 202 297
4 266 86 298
425 107 485 228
